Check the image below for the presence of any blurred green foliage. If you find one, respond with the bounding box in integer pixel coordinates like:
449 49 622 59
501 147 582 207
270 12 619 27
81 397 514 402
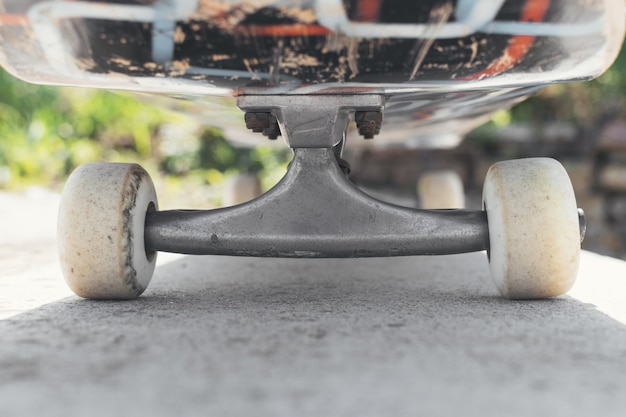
0 68 290 200
0 69 161 187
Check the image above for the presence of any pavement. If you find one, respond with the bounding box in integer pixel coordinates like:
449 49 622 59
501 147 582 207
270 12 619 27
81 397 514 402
1 190 626 417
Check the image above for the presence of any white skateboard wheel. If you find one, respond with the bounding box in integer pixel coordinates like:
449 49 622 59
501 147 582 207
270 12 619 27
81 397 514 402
483 158 580 299
222 173 262 207
418 170 465 209
58 163 158 299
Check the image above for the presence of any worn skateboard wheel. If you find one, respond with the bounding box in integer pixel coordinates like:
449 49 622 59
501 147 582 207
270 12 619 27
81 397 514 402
483 158 580 299
58 163 158 299
222 173 262 207
418 170 465 209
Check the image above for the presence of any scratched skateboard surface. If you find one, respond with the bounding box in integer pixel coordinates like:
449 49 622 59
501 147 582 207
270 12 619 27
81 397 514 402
0 0 623 146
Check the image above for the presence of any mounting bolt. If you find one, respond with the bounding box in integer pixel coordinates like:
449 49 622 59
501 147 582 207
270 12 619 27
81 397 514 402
262 113 280 140
245 112 271 133
355 111 382 139
244 112 280 140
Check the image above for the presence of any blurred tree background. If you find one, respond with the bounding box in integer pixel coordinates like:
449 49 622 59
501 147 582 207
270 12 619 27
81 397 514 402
0 69 291 207
0 40 625 208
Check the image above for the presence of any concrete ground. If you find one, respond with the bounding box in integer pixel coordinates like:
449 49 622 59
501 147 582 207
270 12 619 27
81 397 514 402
1 190 626 417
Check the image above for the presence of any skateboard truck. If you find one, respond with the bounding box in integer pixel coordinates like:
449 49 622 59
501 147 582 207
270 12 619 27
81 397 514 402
58 95 585 300
144 95 491 257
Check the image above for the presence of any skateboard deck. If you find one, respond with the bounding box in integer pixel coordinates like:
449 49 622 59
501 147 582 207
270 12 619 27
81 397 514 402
0 0 623 146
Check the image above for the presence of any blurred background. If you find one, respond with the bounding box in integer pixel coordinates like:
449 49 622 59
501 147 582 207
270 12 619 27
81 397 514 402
1 41 626 258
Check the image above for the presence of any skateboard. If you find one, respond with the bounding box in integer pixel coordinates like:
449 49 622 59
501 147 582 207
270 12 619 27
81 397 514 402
0 0 623 300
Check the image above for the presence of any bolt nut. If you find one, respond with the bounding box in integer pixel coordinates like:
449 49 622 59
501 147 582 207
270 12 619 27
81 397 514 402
245 112 281 140
263 114 280 140
245 112 271 133
355 111 382 139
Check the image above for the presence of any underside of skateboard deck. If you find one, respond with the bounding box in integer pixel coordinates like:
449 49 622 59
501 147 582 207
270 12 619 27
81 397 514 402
0 0 623 145
0 0 622 300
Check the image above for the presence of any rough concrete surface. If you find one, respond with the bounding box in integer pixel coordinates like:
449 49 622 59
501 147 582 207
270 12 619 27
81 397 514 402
1 190 626 417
